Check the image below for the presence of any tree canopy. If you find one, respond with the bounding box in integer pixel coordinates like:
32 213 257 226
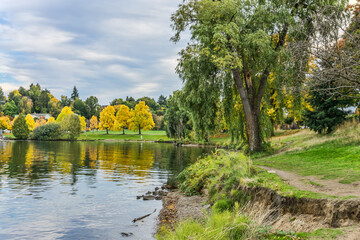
171 0 346 151
99 105 116 134
128 101 155 135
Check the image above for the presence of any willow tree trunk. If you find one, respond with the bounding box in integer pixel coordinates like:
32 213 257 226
232 69 266 152
229 24 288 152
139 125 141 135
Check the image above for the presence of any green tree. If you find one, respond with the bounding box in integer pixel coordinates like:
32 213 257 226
73 99 89 118
71 86 79 100
85 96 100 118
13 114 30 139
18 86 29 97
110 98 123 106
136 97 159 112
122 96 137 109
305 82 351 134
164 91 192 139
18 96 33 114
38 90 50 113
171 0 345 151
3 101 18 117
157 95 167 107
29 83 41 113
61 114 82 140
59 95 71 107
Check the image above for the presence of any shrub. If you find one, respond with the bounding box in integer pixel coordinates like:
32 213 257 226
32 123 62 140
177 149 254 207
13 114 29 139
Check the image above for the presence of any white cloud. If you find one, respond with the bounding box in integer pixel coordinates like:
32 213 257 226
0 0 185 103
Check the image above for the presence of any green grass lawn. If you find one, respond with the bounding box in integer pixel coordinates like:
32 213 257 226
79 129 170 141
3 129 170 141
254 124 360 184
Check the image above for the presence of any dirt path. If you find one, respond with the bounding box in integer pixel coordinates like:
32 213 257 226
258 165 360 198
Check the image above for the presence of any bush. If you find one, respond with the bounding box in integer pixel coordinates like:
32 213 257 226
177 149 254 207
32 123 62 140
13 114 29 139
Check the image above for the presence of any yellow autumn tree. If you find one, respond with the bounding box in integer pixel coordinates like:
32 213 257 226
47 117 56 123
0 116 11 131
99 106 115 134
34 119 47 129
114 105 130 134
25 114 35 131
56 106 74 122
79 116 86 131
128 101 155 135
89 116 98 131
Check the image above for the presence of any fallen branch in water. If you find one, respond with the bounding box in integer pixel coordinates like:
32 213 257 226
132 209 156 223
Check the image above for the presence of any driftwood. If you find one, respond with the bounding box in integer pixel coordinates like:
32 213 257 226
132 209 156 223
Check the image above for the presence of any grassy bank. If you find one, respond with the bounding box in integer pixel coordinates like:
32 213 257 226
158 150 347 239
254 122 360 184
158 210 343 240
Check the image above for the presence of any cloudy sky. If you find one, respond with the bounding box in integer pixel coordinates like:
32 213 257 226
0 0 357 104
0 0 186 104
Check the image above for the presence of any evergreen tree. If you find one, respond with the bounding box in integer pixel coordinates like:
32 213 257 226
13 114 30 139
157 95 167 107
71 86 79 100
305 82 351 134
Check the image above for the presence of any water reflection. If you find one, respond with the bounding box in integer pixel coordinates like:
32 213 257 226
0 141 213 240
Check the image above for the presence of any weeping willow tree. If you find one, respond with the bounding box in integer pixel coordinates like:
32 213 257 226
172 0 347 151
177 54 222 141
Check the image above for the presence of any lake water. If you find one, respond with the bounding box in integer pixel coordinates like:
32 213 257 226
0 141 213 240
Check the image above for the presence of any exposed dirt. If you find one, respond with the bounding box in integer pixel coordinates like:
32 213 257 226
158 188 360 239
258 165 360 198
158 192 179 231
158 191 209 231
240 185 360 233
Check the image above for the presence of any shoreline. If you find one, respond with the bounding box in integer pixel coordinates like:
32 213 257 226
1 137 223 148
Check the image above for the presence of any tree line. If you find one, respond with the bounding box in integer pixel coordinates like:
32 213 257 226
0 100 157 140
1 0 359 149
0 84 168 130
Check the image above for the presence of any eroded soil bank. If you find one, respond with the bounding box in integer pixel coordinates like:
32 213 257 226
158 191 209 231
158 186 360 238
